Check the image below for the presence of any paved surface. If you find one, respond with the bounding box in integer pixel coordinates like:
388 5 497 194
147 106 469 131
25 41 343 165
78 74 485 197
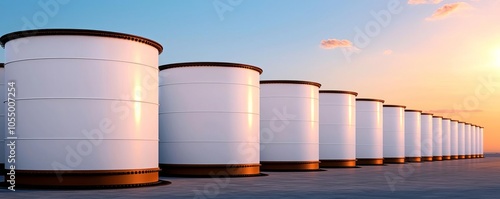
2 154 500 198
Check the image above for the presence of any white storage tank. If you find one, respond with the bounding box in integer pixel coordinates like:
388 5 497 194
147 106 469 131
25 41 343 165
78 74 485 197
481 127 484 158
405 109 422 162
356 98 384 165
475 126 478 158
458 122 466 159
0 63 4 171
0 29 163 187
260 80 321 171
441 118 451 160
450 120 459 160
480 127 484 158
382 105 406 164
319 90 358 168
432 116 443 161
158 62 263 176
420 113 433 161
471 125 477 158
475 126 480 158
465 123 472 159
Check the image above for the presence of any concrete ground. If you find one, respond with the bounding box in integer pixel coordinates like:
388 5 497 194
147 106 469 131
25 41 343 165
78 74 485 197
1 154 499 199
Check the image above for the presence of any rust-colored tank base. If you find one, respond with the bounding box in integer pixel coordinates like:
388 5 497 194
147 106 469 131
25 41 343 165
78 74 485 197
432 156 443 161
421 156 433 161
319 160 356 168
260 161 320 171
356 159 384 165
450 155 459 160
481 154 485 158
471 155 476 158
5 168 161 188
383 158 405 164
442 156 451 160
160 164 261 177
465 155 472 159
405 157 422 162
458 155 466 159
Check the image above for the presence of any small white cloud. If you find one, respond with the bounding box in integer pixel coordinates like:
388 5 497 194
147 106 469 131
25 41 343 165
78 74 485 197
320 39 354 49
408 0 442 5
426 2 470 21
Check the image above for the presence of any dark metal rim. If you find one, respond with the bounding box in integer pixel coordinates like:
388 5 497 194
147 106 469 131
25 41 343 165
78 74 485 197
260 80 321 88
405 157 422 162
260 161 320 171
383 105 406 108
432 156 443 161
159 62 263 74
160 163 261 177
432 115 443 118
319 159 357 168
0 29 163 54
383 158 406 164
405 109 422 113
356 158 384 165
421 112 434 116
6 168 160 187
356 98 385 103
319 90 358 96
442 118 452 121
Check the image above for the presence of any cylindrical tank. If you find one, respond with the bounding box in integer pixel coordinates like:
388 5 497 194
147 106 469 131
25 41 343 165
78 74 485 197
0 63 4 171
476 126 480 158
158 62 263 176
356 98 384 165
458 122 465 159
432 116 443 161
450 120 459 159
382 105 406 164
405 110 422 162
475 125 479 158
480 127 484 158
319 90 358 168
441 118 451 160
260 80 321 171
471 125 477 158
465 123 472 159
420 113 433 161
0 29 163 187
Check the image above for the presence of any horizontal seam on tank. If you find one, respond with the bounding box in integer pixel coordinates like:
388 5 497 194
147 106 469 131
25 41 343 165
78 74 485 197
260 142 319 144
5 58 159 70
319 123 356 125
260 96 319 100
159 111 259 115
319 104 355 106
159 82 260 88
14 97 158 104
159 141 259 143
260 120 319 122
11 138 159 141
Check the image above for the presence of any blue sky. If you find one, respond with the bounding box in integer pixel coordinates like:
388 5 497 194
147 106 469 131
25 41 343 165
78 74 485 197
1 0 418 78
1 0 500 151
